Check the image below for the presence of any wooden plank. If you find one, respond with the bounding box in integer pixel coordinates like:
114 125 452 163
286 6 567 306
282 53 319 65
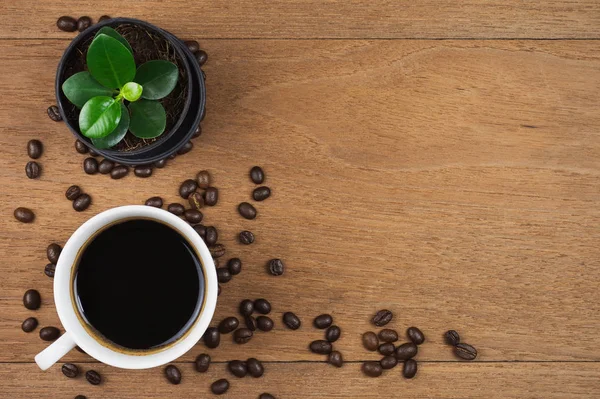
0 1 599 39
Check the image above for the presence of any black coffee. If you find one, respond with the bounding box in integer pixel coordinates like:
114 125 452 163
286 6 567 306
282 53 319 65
75 220 203 350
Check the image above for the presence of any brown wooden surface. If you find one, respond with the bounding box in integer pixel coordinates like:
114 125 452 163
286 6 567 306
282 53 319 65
0 2 599 398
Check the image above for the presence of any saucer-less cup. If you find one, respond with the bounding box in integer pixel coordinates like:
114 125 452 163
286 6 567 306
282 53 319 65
35 205 218 370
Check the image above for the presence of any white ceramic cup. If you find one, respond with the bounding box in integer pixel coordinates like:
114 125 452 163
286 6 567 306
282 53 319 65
35 205 218 370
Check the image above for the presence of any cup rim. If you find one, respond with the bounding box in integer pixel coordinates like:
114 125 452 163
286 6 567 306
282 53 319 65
53 205 217 369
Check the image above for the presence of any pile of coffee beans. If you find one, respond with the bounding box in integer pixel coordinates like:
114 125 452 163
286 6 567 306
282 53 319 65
444 330 478 360
65 185 92 212
21 287 64 343
309 314 344 368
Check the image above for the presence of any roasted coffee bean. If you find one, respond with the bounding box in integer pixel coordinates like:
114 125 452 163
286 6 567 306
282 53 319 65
185 40 200 53
74 140 89 154
253 186 271 201
85 370 102 385
154 158 167 168
192 125 202 138
14 207 35 223
194 50 208 66
395 343 418 360
328 351 343 368
177 141 193 155
25 161 41 179
218 317 239 334
62 363 79 378
233 328 253 344
228 360 247 377
407 327 425 345
403 359 418 378
378 342 395 356
283 312 301 330
362 361 382 377
245 315 256 331
188 191 204 210
164 365 181 384
47 243 62 264
47 105 62 121
444 330 460 346
83 157 98 174
211 379 229 395
378 329 398 343
44 263 56 278
203 327 220 348
239 299 254 316
184 209 203 224
254 298 271 314
21 317 38 333
362 331 379 351
238 202 257 219
57 16 77 31
256 316 274 332
372 309 393 327
145 196 163 208
110 165 129 179
77 16 92 31
239 230 255 244
73 194 91 212
204 226 218 246
204 187 219 206
216 267 231 284
259 394 275 399
325 325 341 342
195 353 211 372
195 170 210 189
227 258 242 275
268 258 284 276
380 355 398 370
210 243 226 258
454 343 477 360
27 139 43 159
98 159 114 174
310 340 332 355
98 15 111 22
167 203 185 216
40 326 60 341
193 224 207 239
23 289 41 310
250 166 264 184
313 314 333 329
246 358 264 377
179 179 198 199
65 185 81 200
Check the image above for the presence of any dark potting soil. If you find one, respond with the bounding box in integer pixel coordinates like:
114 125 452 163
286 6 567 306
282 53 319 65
62 23 189 152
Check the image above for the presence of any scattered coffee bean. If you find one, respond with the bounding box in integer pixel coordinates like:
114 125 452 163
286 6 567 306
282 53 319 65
47 105 62 121
250 166 265 184
27 139 43 159
362 361 383 377
378 329 398 343
380 355 398 369
454 343 477 360
254 298 271 314
193 224 207 239
23 289 41 310
203 327 220 348
444 330 460 346
268 258 284 276
179 179 197 199
218 317 239 334
62 363 79 378
313 314 333 329
110 165 129 179
245 315 256 331
65 185 82 200
195 353 211 372
362 331 379 351
378 342 395 356
44 263 56 278
239 299 254 316
328 351 343 368
204 187 219 206
372 309 393 327
97 159 114 174
185 40 200 53
204 226 218 246
21 317 38 333
145 196 163 208
98 15 111 22
256 316 274 332
192 125 202 138
188 191 204 210
14 207 35 223
325 325 341 342
210 243 226 258
253 186 271 201
74 140 89 154
246 358 264 377
85 370 102 385
233 328 253 344
164 365 181 384
283 312 301 330
83 157 98 174
228 360 247 378
238 202 257 219
77 16 92 31
167 203 185 216
73 194 91 212
239 230 255 244
177 141 193 155
194 50 208 66
40 326 60 341
403 358 418 378
259 394 275 399
227 258 242 275
395 342 418 360
407 327 425 345
217 268 232 283
184 209 203 224
46 243 62 264
310 340 332 355
154 159 167 168
211 378 229 395
57 16 77 31
196 170 211 188
25 161 41 179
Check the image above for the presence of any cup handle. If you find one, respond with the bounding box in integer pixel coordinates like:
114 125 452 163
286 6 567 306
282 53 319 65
35 332 76 370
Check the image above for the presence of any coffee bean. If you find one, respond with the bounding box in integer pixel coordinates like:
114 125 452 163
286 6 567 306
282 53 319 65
85 369 101 385
325 325 341 342
193 224 207 240
73 194 91 212
362 361 383 377
83 157 98 174
203 327 220 348
267 258 284 276
217 268 232 285
196 170 211 188
47 105 62 121
238 202 257 219
407 327 425 345
62 363 79 378
250 166 264 184
74 396 87 399
259 394 275 399
403 359 418 378
194 50 208 66
204 226 218 246
164 365 181 384
179 179 198 199
227 258 242 275
378 329 398 343
378 342 395 356
454 343 477 360
310 340 332 355
254 298 271 314
44 263 56 278
184 209 203 224
253 186 271 201
74 140 89 154
211 378 229 395
372 309 393 327
395 342 418 360
57 16 77 31
283 312 301 330
98 15 111 22
97 159 114 174
239 299 254 316
362 331 379 351
192 125 202 138
380 355 398 369
328 351 343 368
256 316 274 332
177 141 193 155
246 358 264 377
65 185 82 200
233 328 253 344
14 207 35 223
154 159 167 168
204 187 219 206
46 243 62 264
218 317 239 334
245 315 256 331
21 317 38 332
145 196 163 208
27 139 43 159
228 360 247 377
110 165 129 179
23 289 41 310
195 353 211 372
239 230 255 244
185 40 200 53
25 161 41 179
444 330 460 346
89 149 99 156
313 314 333 329
76 16 92 31
133 166 152 178
167 203 185 216
188 192 204 210
210 243 226 258
39 326 60 341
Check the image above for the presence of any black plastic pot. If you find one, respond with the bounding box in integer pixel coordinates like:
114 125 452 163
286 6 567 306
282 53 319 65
55 18 205 165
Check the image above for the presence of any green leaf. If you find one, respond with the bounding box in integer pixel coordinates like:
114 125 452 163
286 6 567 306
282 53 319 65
121 82 143 102
134 60 179 100
128 100 166 138
92 103 130 149
94 26 134 54
79 96 122 138
62 72 115 108
87 34 135 89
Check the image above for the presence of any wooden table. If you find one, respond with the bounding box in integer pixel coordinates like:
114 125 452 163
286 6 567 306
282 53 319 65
0 1 599 398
